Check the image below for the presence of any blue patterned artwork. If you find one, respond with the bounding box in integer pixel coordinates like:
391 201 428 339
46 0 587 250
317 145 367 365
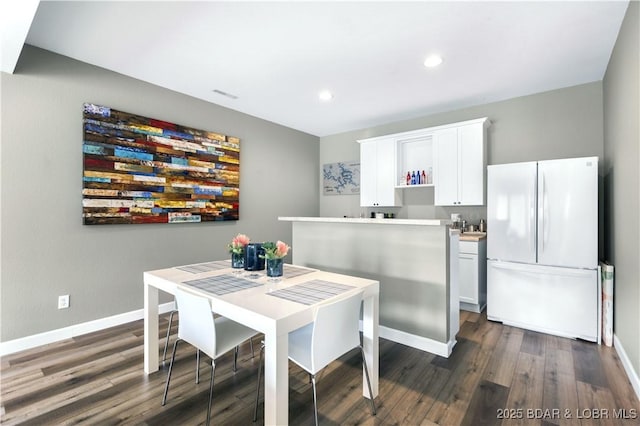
323 161 360 195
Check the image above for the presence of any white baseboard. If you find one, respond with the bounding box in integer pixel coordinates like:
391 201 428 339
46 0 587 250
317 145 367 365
379 325 456 358
0 302 176 357
614 333 640 400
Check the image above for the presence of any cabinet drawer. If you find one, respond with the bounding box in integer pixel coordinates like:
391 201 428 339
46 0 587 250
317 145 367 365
459 241 478 254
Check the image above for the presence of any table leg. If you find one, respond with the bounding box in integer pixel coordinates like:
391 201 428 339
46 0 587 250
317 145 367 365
263 330 288 425
362 292 379 397
144 282 159 374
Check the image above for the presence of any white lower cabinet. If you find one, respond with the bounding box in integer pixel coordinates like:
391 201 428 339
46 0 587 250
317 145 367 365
459 239 487 313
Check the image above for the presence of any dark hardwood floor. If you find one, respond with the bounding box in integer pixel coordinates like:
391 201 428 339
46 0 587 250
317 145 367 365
2 310 639 425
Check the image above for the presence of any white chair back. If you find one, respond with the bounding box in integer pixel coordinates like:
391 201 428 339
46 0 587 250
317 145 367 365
310 290 363 373
175 288 217 359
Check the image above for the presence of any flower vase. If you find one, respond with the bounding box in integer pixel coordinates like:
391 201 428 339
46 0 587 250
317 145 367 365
231 251 244 271
266 258 284 278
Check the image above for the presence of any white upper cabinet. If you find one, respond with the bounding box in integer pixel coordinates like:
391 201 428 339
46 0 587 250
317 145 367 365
358 117 489 207
359 138 402 207
434 119 488 206
433 128 459 204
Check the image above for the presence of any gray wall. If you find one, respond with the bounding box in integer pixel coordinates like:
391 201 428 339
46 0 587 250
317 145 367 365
0 46 320 341
320 82 604 226
603 1 640 377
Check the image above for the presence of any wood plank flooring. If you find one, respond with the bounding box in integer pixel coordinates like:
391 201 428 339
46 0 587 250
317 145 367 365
2 310 639 425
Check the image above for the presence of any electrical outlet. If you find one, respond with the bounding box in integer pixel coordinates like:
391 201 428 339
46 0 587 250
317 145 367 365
58 295 70 309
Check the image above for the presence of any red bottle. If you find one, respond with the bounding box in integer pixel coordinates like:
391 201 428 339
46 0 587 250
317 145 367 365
406 171 411 185
421 170 426 185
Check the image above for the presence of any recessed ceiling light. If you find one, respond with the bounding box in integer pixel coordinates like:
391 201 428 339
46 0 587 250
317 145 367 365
318 90 334 102
424 55 443 68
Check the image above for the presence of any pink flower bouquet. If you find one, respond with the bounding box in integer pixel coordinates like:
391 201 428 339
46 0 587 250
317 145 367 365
261 240 290 259
228 233 250 254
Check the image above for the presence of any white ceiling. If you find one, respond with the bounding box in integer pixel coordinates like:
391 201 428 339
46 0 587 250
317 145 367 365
6 1 631 137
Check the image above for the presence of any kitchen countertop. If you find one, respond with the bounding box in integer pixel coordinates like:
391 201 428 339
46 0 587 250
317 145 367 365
279 216 452 226
459 232 487 241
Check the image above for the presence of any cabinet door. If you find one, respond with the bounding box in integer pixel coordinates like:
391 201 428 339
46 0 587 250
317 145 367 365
434 128 459 206
360 141 378 206
458 123 484 205
375 139 398 206
459 254 478 303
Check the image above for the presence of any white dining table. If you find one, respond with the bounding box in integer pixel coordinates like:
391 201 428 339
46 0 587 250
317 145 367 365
143 261 379 425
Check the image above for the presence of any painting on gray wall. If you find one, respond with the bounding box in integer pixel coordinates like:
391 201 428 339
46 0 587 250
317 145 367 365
82 103 240 224
323 161 360 195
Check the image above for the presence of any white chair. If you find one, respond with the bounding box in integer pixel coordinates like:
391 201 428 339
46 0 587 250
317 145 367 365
162 288 259 425
253 291 376 425
162 307 178 362
162 300 255 383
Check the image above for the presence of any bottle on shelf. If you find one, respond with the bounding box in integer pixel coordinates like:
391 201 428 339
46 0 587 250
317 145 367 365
427 167 433 184
406 171 411 185
411 171 416 185
421 170 426 185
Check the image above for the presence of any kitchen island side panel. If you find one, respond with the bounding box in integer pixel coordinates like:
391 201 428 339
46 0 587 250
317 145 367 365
289 221 451 346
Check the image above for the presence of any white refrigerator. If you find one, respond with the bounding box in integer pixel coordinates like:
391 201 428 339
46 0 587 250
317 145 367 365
486 157 600 342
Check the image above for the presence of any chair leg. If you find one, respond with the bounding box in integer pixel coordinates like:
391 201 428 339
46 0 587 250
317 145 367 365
253 343 265 422
250 337 255 358
196 349 200 384
162 310 176 362
360 346 377 415
206 360 216 426
311 374 319 426
233 346 239 372
161 338 181 406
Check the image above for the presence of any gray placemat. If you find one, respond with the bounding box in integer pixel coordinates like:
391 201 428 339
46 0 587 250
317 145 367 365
282 264 315 278
183 274 261 295
267 280 355 305
176 260 230 274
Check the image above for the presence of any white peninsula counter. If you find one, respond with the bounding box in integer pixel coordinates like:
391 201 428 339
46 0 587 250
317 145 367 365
279 216 459 357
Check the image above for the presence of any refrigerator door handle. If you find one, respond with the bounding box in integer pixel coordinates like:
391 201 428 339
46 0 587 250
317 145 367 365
538 171 545 255
532 167 538 261
489 260 596 277
543 173 549 253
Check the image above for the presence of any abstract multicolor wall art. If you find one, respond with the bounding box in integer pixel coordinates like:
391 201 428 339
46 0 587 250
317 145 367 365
82 103 240 224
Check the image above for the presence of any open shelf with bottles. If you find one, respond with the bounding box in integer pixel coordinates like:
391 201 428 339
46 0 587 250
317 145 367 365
395 134 434 189
396 183 434 189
